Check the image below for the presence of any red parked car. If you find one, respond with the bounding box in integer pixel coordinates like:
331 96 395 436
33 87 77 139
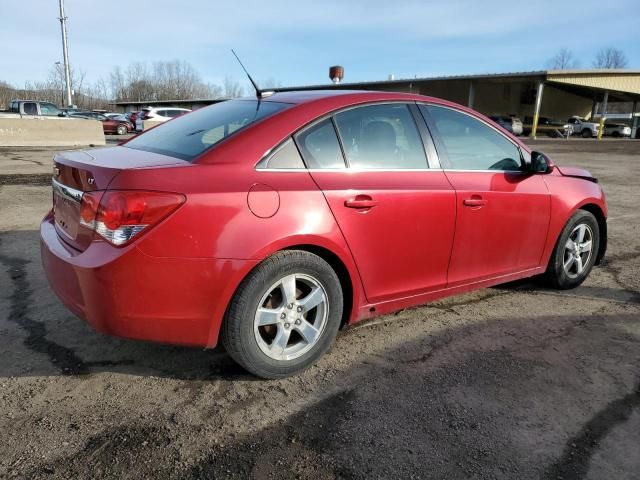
69 111 133 135
41 91 607 378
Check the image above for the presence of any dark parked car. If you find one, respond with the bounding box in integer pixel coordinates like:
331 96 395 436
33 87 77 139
489 115 523 135
69 111 133 135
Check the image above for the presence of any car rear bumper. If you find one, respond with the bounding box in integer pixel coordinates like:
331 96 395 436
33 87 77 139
40 213 257 348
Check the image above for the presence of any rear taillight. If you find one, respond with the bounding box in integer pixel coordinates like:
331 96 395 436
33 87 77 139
79 190 185 246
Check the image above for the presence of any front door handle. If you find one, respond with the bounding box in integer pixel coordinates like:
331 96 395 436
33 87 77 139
345 195 378 209
463 196 488 207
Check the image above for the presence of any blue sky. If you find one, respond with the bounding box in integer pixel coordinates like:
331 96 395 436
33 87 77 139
2 0 639 90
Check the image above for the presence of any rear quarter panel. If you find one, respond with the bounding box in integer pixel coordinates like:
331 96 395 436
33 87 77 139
108 160 366 326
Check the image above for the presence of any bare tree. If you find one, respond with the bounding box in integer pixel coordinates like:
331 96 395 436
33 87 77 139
109 60 224 102
2 59 226 111
547 48 579 70
223 76 244 98
261 77 283 89
592 47 628 69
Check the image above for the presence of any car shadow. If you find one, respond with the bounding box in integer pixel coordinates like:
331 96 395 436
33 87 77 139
1 229 638 382
20 310 640 480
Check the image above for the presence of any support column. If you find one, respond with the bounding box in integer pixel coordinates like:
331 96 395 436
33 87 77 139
597 91 608 140
531 81 544 139
467 82 475 109
631 100 638 139
590 98 598 119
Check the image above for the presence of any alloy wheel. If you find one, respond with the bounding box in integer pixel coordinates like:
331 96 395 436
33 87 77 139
563 223 593 279
253 273 328 361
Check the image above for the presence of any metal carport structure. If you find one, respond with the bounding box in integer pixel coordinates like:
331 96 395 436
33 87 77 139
276 70 640 139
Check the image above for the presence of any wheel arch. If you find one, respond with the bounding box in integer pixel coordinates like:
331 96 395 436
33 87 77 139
281 244 355 329
212 236 364 348
578 202 607 265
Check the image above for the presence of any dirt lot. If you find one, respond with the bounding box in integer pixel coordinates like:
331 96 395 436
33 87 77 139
0 139 639 479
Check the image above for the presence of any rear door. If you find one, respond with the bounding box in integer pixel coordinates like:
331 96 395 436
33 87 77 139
298 103 456 304
419 104 550 286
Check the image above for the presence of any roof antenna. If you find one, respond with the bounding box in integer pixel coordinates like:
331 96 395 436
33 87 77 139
231 49 263 98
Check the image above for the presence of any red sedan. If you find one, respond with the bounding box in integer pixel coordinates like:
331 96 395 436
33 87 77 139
41 91 607 378
69 112 133 135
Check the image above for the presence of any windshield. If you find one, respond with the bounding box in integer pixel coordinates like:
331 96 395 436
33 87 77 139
125 100 292 161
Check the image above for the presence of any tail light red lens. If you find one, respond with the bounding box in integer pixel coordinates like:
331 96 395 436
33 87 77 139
79 190 185 246
79 191 103 227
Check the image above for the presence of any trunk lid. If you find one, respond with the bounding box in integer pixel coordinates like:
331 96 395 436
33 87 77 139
52 146 187 251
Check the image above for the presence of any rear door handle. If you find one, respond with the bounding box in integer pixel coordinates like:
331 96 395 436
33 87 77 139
345 195 378 209
463 196 488 207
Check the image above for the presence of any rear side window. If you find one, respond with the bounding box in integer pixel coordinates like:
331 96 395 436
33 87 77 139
167 109 186 118
125 100 291 161
258 138 305 169
295 119 345 169
333 103 427 169
23 102 38 115
422 105 522 171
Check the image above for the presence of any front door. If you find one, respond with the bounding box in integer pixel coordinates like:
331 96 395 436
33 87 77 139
295 104 456 304
419 104 551 286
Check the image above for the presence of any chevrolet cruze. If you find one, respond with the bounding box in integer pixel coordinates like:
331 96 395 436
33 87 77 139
41 90 607 378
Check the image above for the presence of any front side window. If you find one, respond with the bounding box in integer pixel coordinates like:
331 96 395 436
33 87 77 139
125 100 291 161
422 105 522 171
40 103 61 116
295 119 345 169
334 104 427 169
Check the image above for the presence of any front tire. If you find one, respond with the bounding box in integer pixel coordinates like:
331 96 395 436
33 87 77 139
545 210 600 289
221 250 343 379
116 124 127 135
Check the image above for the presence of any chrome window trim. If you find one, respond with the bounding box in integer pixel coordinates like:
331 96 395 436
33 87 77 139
417 102 528 173
52 177 83 203
256 167 444 173
441 169 527 174
255 100 444 172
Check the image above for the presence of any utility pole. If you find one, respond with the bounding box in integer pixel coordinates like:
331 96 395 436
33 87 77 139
58 0 73 107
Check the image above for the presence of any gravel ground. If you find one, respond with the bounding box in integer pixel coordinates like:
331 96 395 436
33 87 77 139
0 139 638 479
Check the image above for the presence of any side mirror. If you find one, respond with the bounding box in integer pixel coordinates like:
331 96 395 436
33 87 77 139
530 151 555 174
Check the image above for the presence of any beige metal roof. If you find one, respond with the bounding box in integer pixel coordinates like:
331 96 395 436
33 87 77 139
278 69 640 98
547 70 640 95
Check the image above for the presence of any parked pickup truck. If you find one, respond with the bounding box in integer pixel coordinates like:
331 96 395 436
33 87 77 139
567 116 601 138
0 100 64 118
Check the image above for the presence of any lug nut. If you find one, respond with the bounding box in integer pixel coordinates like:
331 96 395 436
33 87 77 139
288 303 294 309
284 323 291 329
296 306 303 312
280 313 286 319
295 319 301 325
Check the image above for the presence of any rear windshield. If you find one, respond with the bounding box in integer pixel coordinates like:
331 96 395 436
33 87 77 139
125 99 291 161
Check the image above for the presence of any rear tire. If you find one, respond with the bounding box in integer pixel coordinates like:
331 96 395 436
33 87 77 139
581 129 592 138
221 250 343 379
544 210 599 289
